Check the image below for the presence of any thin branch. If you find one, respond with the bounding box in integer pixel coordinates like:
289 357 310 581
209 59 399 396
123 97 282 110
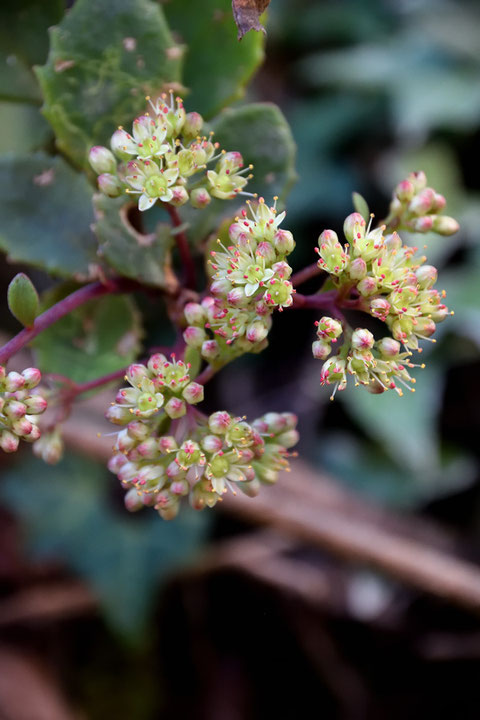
291 262 324 287
195 364 217 386
0 277 138 366
167 204 196 290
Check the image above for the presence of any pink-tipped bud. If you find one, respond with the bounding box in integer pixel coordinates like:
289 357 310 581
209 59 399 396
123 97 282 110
127 420 150 440
432 215 460 236
210 278 232 296
312 340 332 360
11 418 33 437
24 395 48 415
22 367 41 389
357 276 378 297
377 336 401 357
409 188 435 215
227 288 248 307
5 372 25 392
147 353 168 375
170 479 189 496
164 397 186 419
349 257 367 280
183 111 204 139
0 430 19 453
208 411 231 434
415 265 437 289
89 146 117 175
124 488 144 512
415 317 436 337
351 328 375 351
5 400 27 419
183 382 204 405
184 303 205 326
201 434 224 453
432 193 446 211
158 435 178 454
183 325 207 348
272 261 292 280
276 429 300 449
201 339 220 360
411 216 433 233
246 320 269 344
273 229 295 255
108 453 128 474
98 173 122 198
169 185 189 207
190 187 211 209
33 430 63 464
395 179 415 203
343 213 365 243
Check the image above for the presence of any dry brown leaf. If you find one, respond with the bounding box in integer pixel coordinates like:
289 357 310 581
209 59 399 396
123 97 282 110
232 0 270 40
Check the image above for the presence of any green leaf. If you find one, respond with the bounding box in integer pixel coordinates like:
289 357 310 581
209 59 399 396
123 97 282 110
0 453 208 637
0 0 63 103
7 273 39 328
93 195 178 291
35 0 182 168
0 153 99 278
352 191 369 221
0 102 51 154
212 103 297 202
164 0 265 118
34 292 142 383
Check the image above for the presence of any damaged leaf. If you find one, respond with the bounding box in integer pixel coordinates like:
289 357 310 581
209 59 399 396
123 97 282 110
232 0 270 40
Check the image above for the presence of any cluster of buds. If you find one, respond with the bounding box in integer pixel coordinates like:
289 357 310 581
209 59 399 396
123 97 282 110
317 326 423 398
106 354 204 425
0 367 47 452
384 171 459 236
107 407 298 520
317 212 453 353
89 93 252 211
183 198 295 363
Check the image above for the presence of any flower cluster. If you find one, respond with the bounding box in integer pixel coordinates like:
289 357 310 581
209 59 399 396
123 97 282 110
316 324 423 398
89 93 252 211
312 199 458 397
107 407 298 520
183 198 295 363
384 171 459 236
106 354 204 425
0 367 47 452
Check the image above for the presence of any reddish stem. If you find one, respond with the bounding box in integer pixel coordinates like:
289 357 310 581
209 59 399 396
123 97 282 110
195 364 217 386
166 204 196 290
291 263 324 287
0 277 137 366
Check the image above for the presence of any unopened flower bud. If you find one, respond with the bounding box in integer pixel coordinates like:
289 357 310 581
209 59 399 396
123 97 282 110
409 188 435 215
11 417 33 437
105 405 131 425
351 328 375 351
126 363 149 386
432 193 446 211
415 265 437 289
5 400 27 419
395 179 415 202
201 434 224 453
312 340 332 360
190 187 211 208
411 216 433 233
169 185 189 207
182 111 204 139
22 367 41 389
209 411 231 434
5 372 25 392
98 173 122 198
272 261 292 280
183 325 207 348
127 420 150 440
24 395 48 414
316 316 342 340
227 288 248 307
357 276 378 297
201 339 220 360
349 257 367 280
273 229 295 255
343 213 365 243
164 397 186 419
415 317 436 337
0 430 19 453
408 171 427 192
276 429 299 448
432 215 460 236
246 320 269 344
183 382 204 405
124 488 144 512
89 146 117 174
